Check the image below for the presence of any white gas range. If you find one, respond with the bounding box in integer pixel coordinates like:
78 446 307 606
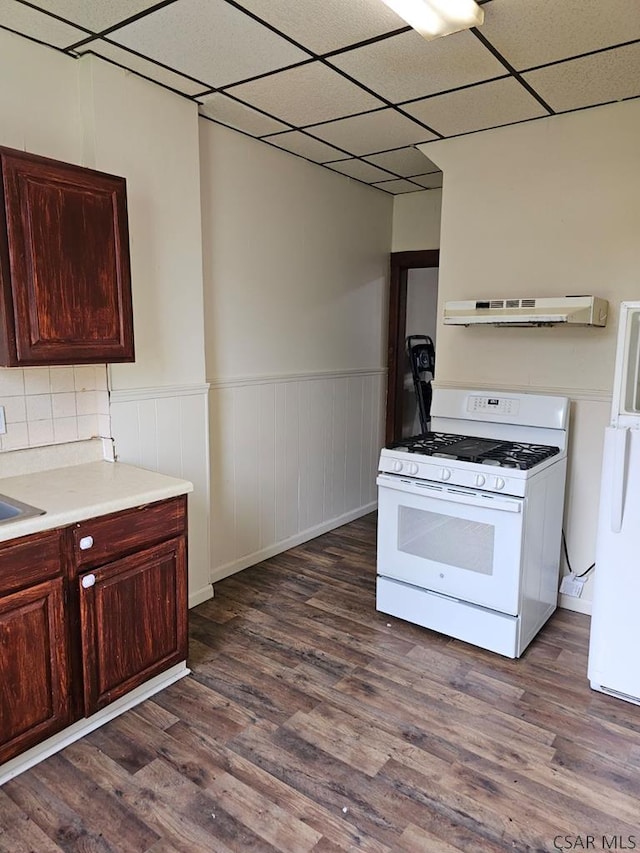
376 388 569 658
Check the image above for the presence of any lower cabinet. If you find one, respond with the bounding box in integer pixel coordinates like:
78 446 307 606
0 494 188 770
0 577 70 764
79 538 187 715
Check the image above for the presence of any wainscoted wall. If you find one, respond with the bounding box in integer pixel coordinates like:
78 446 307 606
109 384 211 609
209 369 385 582
0 365 109 452
560 392 611 615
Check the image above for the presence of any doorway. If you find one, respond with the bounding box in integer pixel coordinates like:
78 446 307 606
385 249 440 445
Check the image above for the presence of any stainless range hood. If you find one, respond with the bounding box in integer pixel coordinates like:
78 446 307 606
443 296 608 327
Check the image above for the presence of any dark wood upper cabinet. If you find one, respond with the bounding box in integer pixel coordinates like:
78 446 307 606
0 146 134 366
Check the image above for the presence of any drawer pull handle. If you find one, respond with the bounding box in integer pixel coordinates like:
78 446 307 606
79 535 94 550
81 574 96 589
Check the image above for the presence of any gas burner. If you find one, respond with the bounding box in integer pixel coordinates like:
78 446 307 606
492 456 526 469
482 443 561 469
390 432 559 470
392 432 462 454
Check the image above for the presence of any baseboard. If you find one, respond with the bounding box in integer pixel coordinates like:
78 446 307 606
211 502 377 583
189 584 214 608
558 593 592 615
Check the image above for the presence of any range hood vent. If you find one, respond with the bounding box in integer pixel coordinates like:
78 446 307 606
443 296 608 327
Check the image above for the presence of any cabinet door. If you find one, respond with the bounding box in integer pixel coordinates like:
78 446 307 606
79 538 187 716
0 578 70 764
0 146 134 366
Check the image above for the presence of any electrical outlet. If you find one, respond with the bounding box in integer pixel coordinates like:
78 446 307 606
0 405 5 435
560 574 586 598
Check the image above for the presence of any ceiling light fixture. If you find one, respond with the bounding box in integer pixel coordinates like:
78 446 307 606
380 0 484 40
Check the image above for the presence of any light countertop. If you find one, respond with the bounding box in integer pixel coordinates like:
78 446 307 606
0 456 192 542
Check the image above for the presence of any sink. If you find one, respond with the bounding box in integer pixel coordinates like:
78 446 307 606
0 493 45 524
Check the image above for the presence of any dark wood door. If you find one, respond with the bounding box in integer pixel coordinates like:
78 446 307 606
0 578 71 764
386 250 439 444
0 146 134 366
79 538 187 716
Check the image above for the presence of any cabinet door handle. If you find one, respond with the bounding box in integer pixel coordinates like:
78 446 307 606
79 535 94 550
81 574 96 589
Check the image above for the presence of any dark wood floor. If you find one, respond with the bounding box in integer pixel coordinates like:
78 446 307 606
2 513 639 852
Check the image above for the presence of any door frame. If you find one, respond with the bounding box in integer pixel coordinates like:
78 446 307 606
385 249 440 445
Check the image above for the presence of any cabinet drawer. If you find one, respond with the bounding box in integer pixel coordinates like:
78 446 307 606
0 529 61 596
71 495 186 570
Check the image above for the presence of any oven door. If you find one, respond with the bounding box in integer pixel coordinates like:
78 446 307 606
377 474 524 615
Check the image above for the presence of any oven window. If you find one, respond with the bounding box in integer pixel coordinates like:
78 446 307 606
397 505 495 575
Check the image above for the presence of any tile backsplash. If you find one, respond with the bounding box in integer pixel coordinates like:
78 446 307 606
0 365 111 452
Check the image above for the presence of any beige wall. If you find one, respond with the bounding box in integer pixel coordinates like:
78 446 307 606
200 121 392 378
0 29 390 601
200 120 392 579
0 32 94 452
8 23 624 615
420 98 640 611
79 57 207 393
0 31 80 161
0 33 207 400
392 188 442 252
0 33 211 605
77 57 211 606
423 100 640 395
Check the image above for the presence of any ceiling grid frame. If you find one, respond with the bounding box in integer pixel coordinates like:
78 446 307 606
1 0 639 193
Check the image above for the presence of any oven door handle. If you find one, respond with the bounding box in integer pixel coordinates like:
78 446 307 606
376 474 522 513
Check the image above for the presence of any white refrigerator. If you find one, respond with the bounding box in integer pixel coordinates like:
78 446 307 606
589 301 640 703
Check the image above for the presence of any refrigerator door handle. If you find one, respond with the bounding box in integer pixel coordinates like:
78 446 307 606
611 427 629 533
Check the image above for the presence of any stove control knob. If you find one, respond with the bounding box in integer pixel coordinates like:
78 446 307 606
393 460 403 473
494 477 506 490
474 474 486 487
440 468 452 481
408 462 419 476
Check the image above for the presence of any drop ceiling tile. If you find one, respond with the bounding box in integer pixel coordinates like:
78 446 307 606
232 0 406 54
326 159 395 183
263 131 349 163
364 147 439 177
523 43 640 112
309 109 437 157
24 1 162 33
0 0 87 48
228 62 383 127
479 0 640 71
404 77 548 137
329 29 506 104
75 40 207 95
108 0 310 88
199 93 290 136
411 172 443 189
372 179 425 194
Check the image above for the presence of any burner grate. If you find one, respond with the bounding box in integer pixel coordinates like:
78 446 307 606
391 433 559 470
